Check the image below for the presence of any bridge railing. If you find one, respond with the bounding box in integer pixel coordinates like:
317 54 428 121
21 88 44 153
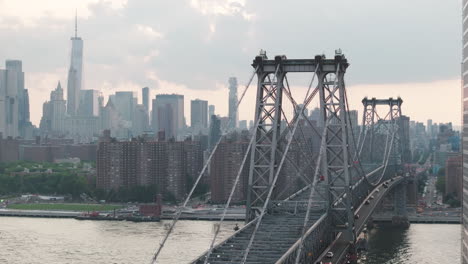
270 200 327 215
275 213 333 264
190 217 260 264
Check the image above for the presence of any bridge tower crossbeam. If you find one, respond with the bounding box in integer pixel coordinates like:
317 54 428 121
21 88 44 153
360 97 403 170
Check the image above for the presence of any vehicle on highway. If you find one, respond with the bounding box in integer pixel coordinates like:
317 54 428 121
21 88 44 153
326 251 334 258
354 214 360 219
365 200 370 205
369 196 374 200
375 189 379 193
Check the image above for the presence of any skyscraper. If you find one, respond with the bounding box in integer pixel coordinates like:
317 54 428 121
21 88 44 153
208 104 215 125
100 98 120 136
427 119 433 138
151 94 184 140
462 1 468 263
239 120 247 130
191 99 208 131
348 110 359 133
228 77 238 129
66 13 84 116
40 82 67 134
309 107 321 126
114 91 135 122
210 137 250 203
0 60 25 138
142 87 150 113
5 60 29 138
78 90 99 117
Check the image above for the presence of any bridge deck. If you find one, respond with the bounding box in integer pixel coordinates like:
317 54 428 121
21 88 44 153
316 176 404 264
192 212 324 264
191 164 387 264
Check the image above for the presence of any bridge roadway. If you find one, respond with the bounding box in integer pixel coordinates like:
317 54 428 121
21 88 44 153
316 176 404 264
192 191 328 264
191 164 384 264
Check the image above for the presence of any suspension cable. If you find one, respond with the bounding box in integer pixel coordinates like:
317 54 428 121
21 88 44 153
294 118 329 264
344 88 395 187
241 99 304 264
241 63 320 263
202 117 262 264
344 87 374 183
150 66 259 264
273 67 325 201
278 109 328 203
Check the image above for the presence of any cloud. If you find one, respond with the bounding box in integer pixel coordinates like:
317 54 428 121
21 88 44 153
136 24 164 39
0 0 127 25
0 0 462 127
190 0 254 19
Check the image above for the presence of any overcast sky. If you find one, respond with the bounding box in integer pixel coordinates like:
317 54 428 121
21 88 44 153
0 0 462 126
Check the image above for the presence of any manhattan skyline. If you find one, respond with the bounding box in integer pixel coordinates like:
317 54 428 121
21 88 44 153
0 0 461 127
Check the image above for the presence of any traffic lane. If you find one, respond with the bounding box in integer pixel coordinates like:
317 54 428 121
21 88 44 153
355 177 403 234
317 177 403 264
326 240 349 264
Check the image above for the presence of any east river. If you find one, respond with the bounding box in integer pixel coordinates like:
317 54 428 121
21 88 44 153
0 217 461 264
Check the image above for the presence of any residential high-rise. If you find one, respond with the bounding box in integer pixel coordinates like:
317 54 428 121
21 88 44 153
228 77 238 129
96 131 202 201
209 115 221 150
398 115 411 163
142 87 150 113
446 155 462 201
66 14 84 116
210 135 250 203
462 2 468 262
151 94 184 140
191 99 208 131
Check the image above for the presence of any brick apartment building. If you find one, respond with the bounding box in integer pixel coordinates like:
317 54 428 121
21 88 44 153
445 155 462 200
210 138 250 204
96 130 202 201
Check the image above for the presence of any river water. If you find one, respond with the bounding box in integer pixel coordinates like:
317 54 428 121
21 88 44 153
363 224 461 264
0 217 461 264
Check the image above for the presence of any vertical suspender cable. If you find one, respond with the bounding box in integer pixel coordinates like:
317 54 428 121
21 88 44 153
150 66 258 264
241 63 319 263
294 117 329 264
202 116 262 264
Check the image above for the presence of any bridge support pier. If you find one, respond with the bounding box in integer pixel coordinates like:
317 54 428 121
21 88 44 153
392 181 410 227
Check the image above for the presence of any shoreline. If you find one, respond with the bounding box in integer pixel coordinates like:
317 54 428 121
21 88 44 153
0 209 245 221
